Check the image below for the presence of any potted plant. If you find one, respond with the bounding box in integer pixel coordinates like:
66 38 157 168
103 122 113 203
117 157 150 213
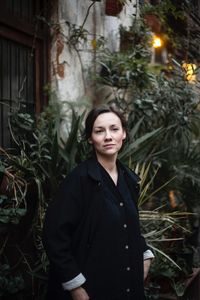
141 3 161 33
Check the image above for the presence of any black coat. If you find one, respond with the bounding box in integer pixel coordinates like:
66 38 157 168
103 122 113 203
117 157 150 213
43 157 148 300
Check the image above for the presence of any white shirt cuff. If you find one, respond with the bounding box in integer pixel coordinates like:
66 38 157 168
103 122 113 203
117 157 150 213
62 273 86 291
143 249 155 260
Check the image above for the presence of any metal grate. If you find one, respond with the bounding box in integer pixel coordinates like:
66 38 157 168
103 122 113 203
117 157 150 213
0 37 35 148
5 0 34 24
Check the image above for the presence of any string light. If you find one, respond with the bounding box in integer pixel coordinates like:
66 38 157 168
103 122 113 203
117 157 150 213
182 63 196 82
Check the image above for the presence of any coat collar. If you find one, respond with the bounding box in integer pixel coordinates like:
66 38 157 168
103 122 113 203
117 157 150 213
86 156 140 185
86 156 102 182
117 160 141 185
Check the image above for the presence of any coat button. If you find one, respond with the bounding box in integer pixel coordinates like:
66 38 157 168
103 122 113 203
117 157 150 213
125 245 129 249
119 202 124 206
126 288 130 292
123 224 127 228
126 267 130 271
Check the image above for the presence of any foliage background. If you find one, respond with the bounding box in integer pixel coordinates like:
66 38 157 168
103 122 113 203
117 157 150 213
1 1 200 299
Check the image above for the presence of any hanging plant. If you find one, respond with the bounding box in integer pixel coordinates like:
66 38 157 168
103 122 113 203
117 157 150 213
105 0 125 16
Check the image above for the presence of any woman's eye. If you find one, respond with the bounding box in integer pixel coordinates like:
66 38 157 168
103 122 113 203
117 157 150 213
95 130 104 134
112 128 119 131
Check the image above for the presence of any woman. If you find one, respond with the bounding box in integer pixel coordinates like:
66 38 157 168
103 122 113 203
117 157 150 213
43 106 154 300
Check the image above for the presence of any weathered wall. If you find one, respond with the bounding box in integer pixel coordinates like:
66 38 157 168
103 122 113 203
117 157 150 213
50 0 137 104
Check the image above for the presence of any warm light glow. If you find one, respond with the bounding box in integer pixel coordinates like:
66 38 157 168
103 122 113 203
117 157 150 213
152 36 162 48
182 63 197 82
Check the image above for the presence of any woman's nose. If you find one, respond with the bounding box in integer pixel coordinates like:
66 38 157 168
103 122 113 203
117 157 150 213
105 130 112 140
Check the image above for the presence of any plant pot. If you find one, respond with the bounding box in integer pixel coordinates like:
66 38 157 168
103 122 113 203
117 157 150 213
105 0 124 16
144 13 161 33
120 31 131 51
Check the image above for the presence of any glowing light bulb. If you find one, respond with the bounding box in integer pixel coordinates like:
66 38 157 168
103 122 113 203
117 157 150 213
153 36 162 48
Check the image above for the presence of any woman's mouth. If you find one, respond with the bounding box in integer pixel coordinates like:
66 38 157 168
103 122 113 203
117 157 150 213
103 144 115 148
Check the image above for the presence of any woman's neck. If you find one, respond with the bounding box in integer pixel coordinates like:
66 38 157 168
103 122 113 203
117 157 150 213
96 155 116 170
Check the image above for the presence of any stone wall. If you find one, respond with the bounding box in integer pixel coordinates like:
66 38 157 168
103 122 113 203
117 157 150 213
50 0 137 104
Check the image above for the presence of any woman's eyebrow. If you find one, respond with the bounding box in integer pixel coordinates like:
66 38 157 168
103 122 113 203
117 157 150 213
94 124 119 128
93 126 104 129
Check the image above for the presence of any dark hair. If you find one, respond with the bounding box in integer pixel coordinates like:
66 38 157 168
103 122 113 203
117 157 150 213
85 105 127 140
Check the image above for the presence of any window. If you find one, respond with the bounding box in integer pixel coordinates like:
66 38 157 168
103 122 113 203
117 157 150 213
0 0 49 147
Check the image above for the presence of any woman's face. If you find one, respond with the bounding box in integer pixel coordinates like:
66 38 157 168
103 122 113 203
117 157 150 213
89 112 126 159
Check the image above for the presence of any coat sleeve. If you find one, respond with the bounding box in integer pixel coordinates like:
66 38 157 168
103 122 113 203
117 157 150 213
42 172 84 283
141 235 149 253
